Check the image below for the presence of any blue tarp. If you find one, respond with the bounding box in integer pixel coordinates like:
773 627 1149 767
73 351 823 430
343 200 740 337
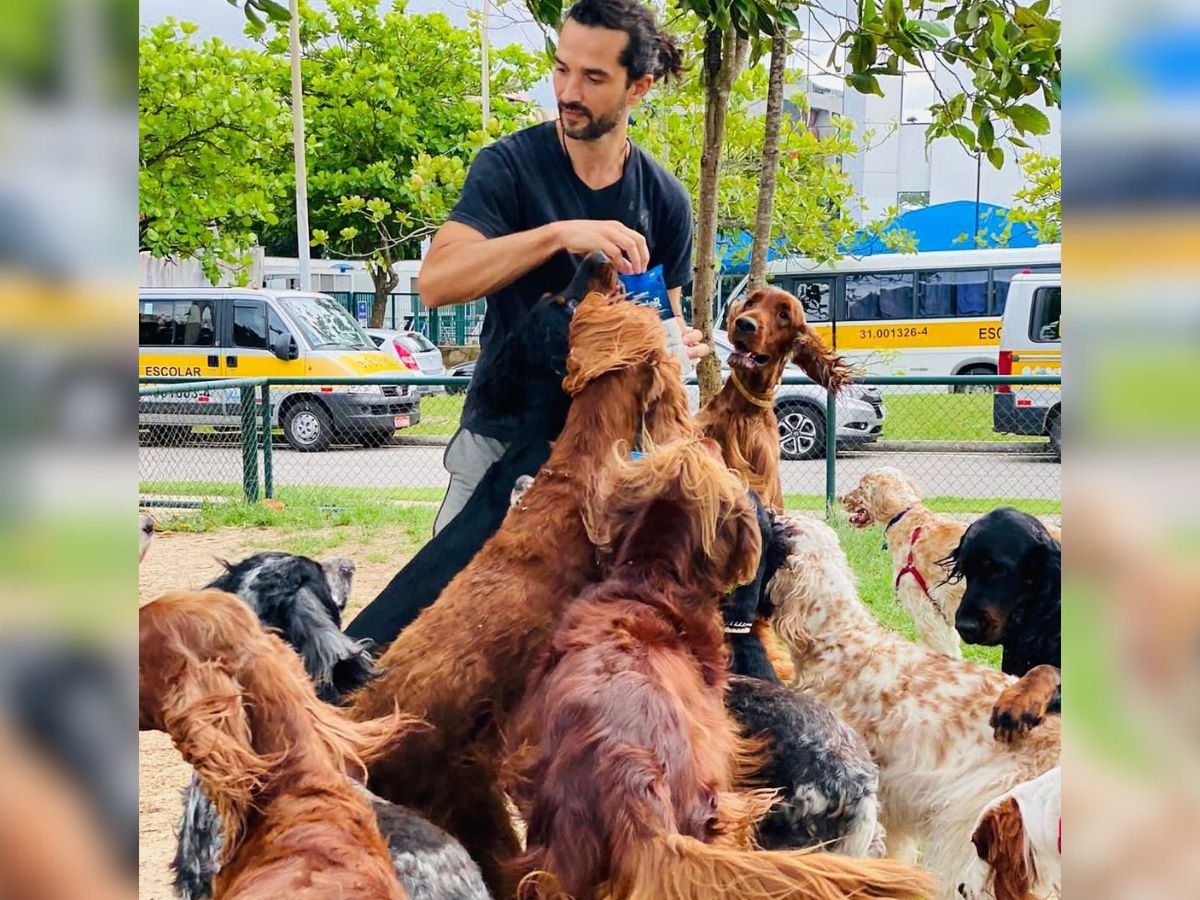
717 200 1040 272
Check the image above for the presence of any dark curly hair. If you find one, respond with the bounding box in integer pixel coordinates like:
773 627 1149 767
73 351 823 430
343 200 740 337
564 0 683 83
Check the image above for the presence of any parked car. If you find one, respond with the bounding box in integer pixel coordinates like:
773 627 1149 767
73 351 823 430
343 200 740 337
366 329 447 394
687 332 885 460
138 288 420 451
445 360 475 395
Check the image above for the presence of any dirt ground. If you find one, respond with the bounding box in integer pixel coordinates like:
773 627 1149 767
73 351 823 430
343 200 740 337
137 524 421 899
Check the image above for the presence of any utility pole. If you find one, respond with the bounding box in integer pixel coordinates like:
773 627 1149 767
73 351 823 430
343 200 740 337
289 0 312 291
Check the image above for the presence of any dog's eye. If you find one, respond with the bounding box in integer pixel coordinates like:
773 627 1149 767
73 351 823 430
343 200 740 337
778 310 790 322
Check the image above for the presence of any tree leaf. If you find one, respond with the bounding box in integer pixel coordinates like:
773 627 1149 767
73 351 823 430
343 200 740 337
986 146 1004 169
910 18 950 38
1005 102 1051 134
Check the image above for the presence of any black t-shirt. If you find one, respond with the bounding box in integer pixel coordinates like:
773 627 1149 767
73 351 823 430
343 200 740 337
448 121 693 441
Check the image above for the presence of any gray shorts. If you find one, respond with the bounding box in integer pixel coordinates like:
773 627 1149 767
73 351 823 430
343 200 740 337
433 427 509 535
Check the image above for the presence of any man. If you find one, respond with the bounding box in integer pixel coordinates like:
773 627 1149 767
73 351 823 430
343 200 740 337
419 0 706 534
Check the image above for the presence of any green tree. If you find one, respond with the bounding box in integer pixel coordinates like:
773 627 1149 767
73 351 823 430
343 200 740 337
139 19 290 283
1007 151 1060 242
262 0 544 327
829 0 1059 167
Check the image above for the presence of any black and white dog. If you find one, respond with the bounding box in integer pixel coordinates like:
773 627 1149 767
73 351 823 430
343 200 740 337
173 551 489 900
726 675 884 856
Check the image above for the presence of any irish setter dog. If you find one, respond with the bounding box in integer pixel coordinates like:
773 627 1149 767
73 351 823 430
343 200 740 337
507 438 934 900
698 286 850 512
348 290 697 892
139 590 412 899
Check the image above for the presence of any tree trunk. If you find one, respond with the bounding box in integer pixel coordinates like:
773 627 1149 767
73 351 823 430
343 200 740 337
693 26 746 405
748 29 789 292
368 258 399 329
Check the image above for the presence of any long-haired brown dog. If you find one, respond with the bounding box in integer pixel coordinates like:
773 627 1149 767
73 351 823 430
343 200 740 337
139 590 412 899
698 286 850 512
508 438 934 900
349 290 697 891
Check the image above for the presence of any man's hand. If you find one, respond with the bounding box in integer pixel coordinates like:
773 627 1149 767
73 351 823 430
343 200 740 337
682 326 710 361
552 220 649 274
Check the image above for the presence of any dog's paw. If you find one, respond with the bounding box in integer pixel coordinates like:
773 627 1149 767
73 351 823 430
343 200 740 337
991 665 1061 742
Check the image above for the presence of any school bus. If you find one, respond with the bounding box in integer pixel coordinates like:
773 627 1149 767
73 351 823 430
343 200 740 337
724 245 1061 389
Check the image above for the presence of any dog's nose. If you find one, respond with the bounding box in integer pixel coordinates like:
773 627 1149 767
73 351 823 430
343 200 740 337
734 316 757 335
955 614 981 641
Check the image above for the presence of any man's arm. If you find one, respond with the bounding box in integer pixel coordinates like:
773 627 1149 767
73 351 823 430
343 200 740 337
420 219 652 309
419 221 561 309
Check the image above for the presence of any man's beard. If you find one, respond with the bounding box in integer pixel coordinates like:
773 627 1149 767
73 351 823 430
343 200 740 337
558 102 624 141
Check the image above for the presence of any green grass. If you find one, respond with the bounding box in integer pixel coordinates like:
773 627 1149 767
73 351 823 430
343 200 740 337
880 393 1039 443
148 486 438 548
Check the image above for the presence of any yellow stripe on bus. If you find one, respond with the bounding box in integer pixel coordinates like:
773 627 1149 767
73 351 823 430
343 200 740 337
809 319 1003 351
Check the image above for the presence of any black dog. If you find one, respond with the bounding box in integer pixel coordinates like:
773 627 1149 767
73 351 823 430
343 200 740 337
944 507 1062 738
724 500 795 681
173 551 376 899
345 251 617 650
725 675 883 855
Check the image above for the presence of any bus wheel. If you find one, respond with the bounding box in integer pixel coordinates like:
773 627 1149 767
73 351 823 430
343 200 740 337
283 401 333 452
954 365 996 394
777 402 826 461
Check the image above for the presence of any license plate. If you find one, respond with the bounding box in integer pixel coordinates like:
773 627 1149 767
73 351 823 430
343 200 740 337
394 415 410 428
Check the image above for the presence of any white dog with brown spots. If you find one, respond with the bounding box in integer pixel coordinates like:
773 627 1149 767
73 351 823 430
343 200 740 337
767 515 1060 899
840 467 969 658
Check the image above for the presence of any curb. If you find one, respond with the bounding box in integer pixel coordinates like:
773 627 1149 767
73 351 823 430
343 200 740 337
393 435 452 448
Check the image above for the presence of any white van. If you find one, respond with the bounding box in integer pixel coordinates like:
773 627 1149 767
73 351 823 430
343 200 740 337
993 272 1061 456
138 288 420 451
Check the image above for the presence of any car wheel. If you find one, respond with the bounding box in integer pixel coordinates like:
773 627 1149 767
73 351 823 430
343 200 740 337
359 428 394 448
1048 410 1061 459
953 365 996 394
777 402 826 461
283 401 333 452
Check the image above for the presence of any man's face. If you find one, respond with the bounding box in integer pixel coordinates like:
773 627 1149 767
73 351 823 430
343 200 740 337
554 19 652 141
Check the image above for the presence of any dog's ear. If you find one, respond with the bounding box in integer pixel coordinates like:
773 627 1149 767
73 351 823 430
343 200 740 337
972 796 1034 900
159 658 272 862
938 531 967 586
1026 524 1061 596
790 325 851 394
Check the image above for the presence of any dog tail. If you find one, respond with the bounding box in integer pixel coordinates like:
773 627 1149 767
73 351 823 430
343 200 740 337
611 830 936 900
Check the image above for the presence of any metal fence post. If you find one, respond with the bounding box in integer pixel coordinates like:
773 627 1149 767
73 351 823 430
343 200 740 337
260 383 273 499
455 305 466 344
824 387 837 519
240 384 259 503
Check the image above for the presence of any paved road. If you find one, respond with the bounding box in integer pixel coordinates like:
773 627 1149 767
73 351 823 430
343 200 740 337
140 441 1060 501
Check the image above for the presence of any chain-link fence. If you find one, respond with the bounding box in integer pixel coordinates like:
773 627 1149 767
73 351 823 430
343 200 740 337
138 374 1060 520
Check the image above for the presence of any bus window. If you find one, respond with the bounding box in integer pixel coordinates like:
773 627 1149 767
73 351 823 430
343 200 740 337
916 269 988 317
794 279 831 322
845 272 913 320
1030 286 1061 343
